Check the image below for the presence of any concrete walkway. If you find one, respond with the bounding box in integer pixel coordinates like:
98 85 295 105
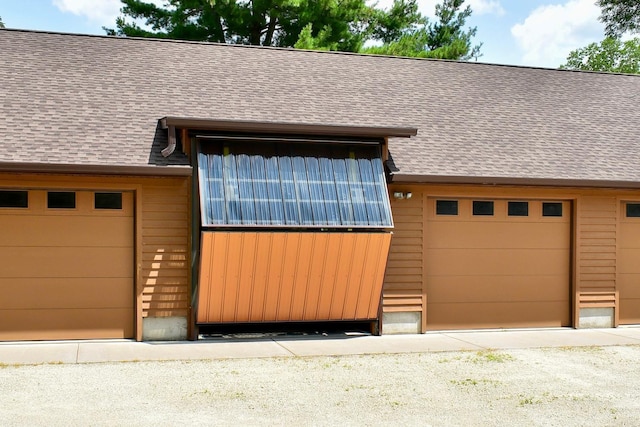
1 327 640 366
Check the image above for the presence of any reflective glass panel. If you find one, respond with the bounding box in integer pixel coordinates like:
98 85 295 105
198 140 392 227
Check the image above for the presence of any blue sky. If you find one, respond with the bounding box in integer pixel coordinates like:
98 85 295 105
1 0 607 68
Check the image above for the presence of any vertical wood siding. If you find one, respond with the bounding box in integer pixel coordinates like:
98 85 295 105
140 178 190 319
382 187 424 315
577 196 618 316
197 231 391 323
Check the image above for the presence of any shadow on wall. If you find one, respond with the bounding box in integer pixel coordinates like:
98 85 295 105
147 122 190 166
140 177 191 340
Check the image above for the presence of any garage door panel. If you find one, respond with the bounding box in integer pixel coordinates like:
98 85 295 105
620 218 640 324
0 247 133 278
618 274 640 298
0 308 133 341
427 301 571 330
427 249 569 276
427 222 569 249
0 278 132 310
426 197 571 330
618 250 640 273
0 216 132 247
0 189 134 341
428 275 570 303
619 301 640 325
618 231 640 248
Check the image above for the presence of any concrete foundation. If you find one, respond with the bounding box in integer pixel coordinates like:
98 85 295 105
142 317 188 341
382 312 421 334
578 307 615 328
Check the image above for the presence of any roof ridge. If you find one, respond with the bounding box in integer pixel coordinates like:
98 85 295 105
1 27 638 77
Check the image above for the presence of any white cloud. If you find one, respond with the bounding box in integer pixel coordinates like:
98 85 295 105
369 0 504 19
52 0 122 25
466 0 505 16
511 0 604 68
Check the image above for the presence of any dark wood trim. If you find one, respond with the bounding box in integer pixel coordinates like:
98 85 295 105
0 162 193 176
160 117 418 138
391 174 640 189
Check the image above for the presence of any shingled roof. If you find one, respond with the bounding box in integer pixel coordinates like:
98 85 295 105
1 29 639 184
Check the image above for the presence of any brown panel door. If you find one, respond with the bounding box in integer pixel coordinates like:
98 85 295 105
426 198 571 330
0 190 134 341
619 202 640 324
197 231 392 324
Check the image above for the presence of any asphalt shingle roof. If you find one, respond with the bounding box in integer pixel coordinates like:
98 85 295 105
1 29 639 183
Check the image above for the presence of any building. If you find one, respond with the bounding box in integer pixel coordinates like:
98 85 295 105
1 28 639 341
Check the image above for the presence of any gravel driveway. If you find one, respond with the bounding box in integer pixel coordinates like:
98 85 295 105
1 345 639 426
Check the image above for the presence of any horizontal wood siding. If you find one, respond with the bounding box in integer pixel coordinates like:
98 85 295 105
141 179 190 318
383 186 424 314
577 196 618 314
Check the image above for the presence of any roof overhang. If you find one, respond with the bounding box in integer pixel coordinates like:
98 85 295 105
0 162 192 177
160 117 418 139
390 174 640 189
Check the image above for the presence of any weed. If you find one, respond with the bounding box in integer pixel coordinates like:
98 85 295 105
558 346 604 353
518 395 541 406
468 350 514 364
450 378 502 387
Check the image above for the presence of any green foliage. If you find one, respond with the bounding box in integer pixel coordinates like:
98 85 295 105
0 15 4 29
362 0 482 60
105 0 373 51
597 0 640 38
561 37 640 74
105 0 481 60
369 0 426 44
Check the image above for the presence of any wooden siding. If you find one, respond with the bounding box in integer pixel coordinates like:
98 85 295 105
140 181 190 319
576 196 618 322
382 186 424 319
197 231 391 323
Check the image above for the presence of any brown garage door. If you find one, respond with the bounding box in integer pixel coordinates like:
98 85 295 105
619 201 640 324
426 198 571 330
0 189 134 341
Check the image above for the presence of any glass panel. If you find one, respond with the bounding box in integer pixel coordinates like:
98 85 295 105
473 201 494 216
0 190 28 208
627 203 640 218
47 191 76 209
278 154 300 225
197 140 392 227
359 157 382 225
333 157 355 224
542 202 563 217
223 149 241 224
236 152 256 224
436 200 458 215
346 155 368 225
305 155 328 224
292 154 314 225
95 192 122 209
508 201 528 216
318 156 340 225
264 155 284 225
250 152 270 225
198 151 225 225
